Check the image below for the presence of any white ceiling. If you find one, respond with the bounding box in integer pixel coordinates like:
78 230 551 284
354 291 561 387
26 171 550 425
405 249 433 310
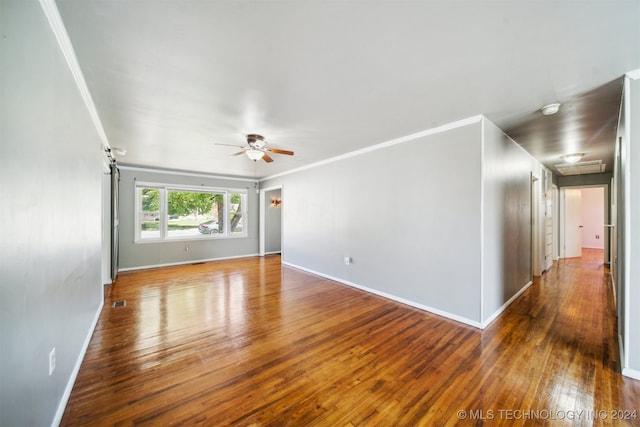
56 1 640 179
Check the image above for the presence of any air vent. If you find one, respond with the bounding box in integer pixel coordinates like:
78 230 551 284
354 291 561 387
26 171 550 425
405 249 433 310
555 160 606 176
112 300 126 308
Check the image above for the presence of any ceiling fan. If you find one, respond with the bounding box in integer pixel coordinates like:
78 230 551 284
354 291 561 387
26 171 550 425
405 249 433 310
217 134 294 163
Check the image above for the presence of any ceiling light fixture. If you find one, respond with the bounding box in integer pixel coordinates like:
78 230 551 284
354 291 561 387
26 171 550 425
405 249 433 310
561 153 585 164
246 149 264 161
541 103 561 115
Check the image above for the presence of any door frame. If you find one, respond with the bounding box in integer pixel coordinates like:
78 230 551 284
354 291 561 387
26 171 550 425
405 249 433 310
101 160 112 285
558 184 609 261
259 185 283 256
531 173 540 278
552 184 559 261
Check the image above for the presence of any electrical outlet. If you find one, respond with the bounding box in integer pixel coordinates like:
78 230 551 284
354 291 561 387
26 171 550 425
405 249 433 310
596 235 600 239
185 244 190 252
344 257 352 266
49 348 56 376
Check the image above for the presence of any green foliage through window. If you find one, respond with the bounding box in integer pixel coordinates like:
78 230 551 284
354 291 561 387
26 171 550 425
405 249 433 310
135 184 248 241
141 188 159 212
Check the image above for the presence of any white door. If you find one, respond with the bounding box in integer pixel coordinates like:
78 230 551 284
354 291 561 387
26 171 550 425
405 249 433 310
562 189 582 258
545 202 553 270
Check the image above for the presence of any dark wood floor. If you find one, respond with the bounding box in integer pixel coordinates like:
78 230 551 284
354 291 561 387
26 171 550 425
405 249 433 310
61 249 640 426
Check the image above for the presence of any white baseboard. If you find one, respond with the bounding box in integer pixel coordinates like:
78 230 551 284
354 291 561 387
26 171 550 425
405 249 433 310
481 281 533 329
51 297 104 427
118 253 260 272
619 333 625 372
622 367 640 381
282 261 483 329
615 332 639 381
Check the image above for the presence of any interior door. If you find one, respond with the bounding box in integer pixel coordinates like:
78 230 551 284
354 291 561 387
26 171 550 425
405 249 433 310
563 188 582 258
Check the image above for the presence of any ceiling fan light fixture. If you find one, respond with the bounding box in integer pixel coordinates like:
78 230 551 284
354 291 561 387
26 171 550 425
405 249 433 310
561 153 585 164
246 149 264 161
541 103 561 115
247 134 266 149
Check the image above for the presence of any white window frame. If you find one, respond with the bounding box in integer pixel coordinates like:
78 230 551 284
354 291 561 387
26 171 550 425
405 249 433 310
134 182 248 243
228 191 248 236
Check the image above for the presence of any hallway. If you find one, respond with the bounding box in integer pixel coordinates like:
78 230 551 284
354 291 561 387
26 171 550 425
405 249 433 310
61 251 640 425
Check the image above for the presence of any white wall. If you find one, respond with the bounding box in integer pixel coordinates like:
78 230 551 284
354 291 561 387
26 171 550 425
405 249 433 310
0 1 104 425
580 187 605 249
264 118 489 325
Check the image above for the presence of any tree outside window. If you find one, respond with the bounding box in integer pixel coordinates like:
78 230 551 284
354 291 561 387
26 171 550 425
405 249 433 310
135 184 248 241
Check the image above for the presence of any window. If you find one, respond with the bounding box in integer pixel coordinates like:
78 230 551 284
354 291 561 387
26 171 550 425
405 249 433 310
135 183 248 242
229 192 246 235
138 187 161 240
167 189 222 238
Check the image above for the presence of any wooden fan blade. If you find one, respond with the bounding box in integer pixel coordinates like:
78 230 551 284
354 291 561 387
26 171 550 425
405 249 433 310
267 148 294 156
229 150 246 157
262 153 274 163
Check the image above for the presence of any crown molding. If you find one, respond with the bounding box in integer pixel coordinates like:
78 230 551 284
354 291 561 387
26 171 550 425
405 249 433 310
118 164 255 182
261 115 483 181
39 0 110 150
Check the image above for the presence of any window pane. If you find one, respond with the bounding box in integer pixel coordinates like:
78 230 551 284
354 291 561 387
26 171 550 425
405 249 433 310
135 184 248 243
167 190 221 238
229 193 245 234
139 187 160 239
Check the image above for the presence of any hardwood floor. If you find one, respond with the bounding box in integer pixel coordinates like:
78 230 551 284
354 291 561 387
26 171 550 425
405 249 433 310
61 250 640 426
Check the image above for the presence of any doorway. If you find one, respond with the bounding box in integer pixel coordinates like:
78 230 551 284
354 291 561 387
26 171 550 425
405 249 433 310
259 186 283 256
559 185 608 262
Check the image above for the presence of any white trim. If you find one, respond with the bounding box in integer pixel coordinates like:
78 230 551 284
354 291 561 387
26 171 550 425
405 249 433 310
117 253 260 272
626 69 640 80
262 115 483 181
39 0 110 151
622 76 631 371
282 261 483 329
134 180 250 193
260 185 285 192
619 333 625 376
259 189 266 256
481 281 533 329
119 165 254 182
557 184 610 261
133 183 249 242
622 367 640 381
51 298 104 427
259 185 283 256
480 117 486 323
